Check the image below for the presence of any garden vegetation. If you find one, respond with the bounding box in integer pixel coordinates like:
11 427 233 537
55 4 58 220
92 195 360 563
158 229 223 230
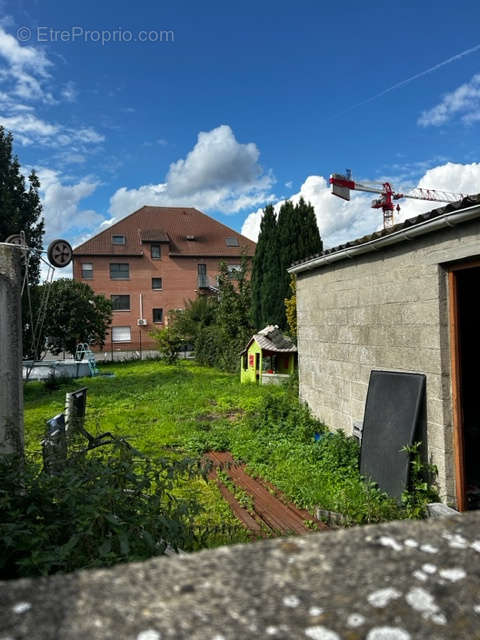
3 360 439 579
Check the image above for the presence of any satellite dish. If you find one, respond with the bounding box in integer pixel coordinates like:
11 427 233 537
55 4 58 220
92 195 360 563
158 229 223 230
47 239 73 268
6 234 24 245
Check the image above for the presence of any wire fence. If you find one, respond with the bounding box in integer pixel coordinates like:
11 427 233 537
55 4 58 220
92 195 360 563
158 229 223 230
99 329 193 362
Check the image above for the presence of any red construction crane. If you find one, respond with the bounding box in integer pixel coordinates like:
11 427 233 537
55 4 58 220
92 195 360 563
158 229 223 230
330 170 467 229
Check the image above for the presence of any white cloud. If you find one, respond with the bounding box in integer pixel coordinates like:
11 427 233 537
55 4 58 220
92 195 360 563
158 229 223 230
418 74 480 127
0 90 34 112
54 151 87 165
0 113 105 148
73 127 104 144
109 124 275 219
36 168 104 240
61 81 77 102
0 26 104 150
109 183 167 218
241 163 480 248
167 125 263 196
0 113 58 137
0 26 53 102
0 28 50 73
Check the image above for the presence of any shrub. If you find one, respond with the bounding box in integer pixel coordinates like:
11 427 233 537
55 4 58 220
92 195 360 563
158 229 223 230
401 442 440 518
0 446 205 579
194 326 222 368
247 392 322 442
150 327 183 364
184 390 436 525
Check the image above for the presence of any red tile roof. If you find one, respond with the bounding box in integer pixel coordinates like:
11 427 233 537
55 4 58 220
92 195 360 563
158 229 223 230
74 206 256 257
140 229 170 242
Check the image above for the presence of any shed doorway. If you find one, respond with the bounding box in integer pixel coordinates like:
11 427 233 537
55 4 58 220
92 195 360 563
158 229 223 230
449 263 480 511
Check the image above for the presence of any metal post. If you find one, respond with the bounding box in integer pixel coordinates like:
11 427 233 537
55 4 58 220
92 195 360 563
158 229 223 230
139 328 142 360
0 244 24 458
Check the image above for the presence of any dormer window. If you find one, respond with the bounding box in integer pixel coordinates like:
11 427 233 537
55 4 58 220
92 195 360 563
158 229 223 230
112 234 125 245
151 244 161 259
225 237 239 247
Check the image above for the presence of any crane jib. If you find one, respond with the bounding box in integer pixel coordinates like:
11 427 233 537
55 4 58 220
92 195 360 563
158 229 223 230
329 176 356 190
329 170 469 230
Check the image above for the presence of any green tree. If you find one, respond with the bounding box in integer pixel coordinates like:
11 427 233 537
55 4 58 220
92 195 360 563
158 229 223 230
168 257 253 371
277 197 322 327
252 197 322 330
251 204 283 329
26 279 112 358
0 126 44 285
217 256 253 350
170 295 218 344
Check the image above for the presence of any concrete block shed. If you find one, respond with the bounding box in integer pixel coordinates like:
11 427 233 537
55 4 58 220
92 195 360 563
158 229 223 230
289 195 480 510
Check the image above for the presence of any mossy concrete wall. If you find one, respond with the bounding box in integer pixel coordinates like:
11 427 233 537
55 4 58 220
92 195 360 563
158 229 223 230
2 511 480 639
296 219 480 505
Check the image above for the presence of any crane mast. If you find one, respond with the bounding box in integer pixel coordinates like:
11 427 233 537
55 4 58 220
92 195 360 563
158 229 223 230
330 171 467 229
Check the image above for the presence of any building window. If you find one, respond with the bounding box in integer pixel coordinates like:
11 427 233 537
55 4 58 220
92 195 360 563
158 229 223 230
112 326 131 342
153 308 163 323
197 263 207 288
111 294 130 311
112 234 125 245
81 263 93 279
152 277 163 290
225 237 239 247
151 244 161 259
110 263 129 279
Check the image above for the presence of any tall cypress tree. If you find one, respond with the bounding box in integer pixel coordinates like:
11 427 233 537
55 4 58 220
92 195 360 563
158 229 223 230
276 197 322 327
297 197 323 258
260 212 283 327
277 199 296 327
251 197 322 330
251 204 278 329
0 126 44 284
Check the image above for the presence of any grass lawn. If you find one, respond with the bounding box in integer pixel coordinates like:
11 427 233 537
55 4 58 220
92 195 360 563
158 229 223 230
24 358 435 552
23 359 285 546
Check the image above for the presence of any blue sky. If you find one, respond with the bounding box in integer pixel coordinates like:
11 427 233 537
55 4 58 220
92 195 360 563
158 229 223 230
1 0 480 262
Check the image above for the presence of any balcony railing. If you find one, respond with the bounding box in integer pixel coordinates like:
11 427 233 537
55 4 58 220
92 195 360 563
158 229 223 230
197 274 219 291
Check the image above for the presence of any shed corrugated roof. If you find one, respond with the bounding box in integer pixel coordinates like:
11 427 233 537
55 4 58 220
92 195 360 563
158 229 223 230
290 194 480 269
74 206 256 257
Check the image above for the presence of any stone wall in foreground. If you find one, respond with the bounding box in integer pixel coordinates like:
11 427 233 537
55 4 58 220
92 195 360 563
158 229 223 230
1 511 480 638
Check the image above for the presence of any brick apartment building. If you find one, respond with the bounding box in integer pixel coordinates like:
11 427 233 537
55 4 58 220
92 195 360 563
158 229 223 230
73 206 256 351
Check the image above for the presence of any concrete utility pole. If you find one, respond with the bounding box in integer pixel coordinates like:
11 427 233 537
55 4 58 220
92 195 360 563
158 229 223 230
0 244 24 457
